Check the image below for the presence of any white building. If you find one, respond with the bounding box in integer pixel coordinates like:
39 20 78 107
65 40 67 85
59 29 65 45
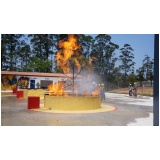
1 71 79 90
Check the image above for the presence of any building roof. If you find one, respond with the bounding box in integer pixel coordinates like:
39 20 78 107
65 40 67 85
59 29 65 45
1 71 80 78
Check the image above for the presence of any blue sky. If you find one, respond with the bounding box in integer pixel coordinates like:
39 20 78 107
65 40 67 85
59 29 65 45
90 34 154 71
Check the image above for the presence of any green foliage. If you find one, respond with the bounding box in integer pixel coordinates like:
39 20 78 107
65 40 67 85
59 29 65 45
1 34 24 71
142 55 154 86
136 55 154 87
26 58 52 72
78 35 94 58
90 34 119 84
119 44 135 87
16 42 31 71
127 73 137 84
136 67 145 86
28 34 54 60
36 82 40 88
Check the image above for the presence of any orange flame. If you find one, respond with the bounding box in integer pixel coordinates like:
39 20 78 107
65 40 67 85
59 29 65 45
49 35 99 97
47 82 100 97
92 89 100 96
56 34 81 74
48 82 68 96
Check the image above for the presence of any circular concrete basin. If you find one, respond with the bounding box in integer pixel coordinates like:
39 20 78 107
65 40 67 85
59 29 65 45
44 95 101 111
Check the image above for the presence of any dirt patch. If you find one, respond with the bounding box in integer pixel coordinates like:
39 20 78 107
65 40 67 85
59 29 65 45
109 87 153 96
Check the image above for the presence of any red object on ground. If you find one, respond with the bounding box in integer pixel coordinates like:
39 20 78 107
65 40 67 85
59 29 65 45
17 91 23 98
28 97 40 109
12 88 17 93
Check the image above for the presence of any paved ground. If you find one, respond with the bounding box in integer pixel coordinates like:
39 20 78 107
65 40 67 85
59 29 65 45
106 93 153 126
1 92 153 126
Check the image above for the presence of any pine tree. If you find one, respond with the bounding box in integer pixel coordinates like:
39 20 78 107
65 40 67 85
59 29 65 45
90 34 119 85
142 55 154 86
28 34 55 72
119 44 135 87
136 67 145 86
28 34 54 59
1 34 24 71
78 34 94 58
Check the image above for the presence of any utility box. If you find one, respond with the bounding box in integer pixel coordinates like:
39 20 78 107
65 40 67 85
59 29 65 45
17 90 23 98
12 88 17 93
28 97 40 109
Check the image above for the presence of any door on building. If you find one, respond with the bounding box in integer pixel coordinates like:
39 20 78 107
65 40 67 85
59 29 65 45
30 80 35 89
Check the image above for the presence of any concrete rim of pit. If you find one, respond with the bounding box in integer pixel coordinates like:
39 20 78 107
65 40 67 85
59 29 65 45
31 103 117 114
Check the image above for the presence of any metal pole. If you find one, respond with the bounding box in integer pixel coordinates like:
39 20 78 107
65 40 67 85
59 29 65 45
153 34 159 126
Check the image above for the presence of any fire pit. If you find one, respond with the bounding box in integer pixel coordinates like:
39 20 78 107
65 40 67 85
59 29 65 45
44 95 101 111
44 34 102 111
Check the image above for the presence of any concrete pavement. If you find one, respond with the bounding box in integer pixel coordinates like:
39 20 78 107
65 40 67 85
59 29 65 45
105 93 153 126
1 92 153 126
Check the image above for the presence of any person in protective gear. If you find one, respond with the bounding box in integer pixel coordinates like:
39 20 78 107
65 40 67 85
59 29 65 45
129 84 132 96
100 83 105 100
133 82 137 96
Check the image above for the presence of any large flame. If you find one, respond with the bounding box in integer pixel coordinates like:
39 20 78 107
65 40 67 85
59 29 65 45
48 35 100 97
48 82 100 97
56 34 81 74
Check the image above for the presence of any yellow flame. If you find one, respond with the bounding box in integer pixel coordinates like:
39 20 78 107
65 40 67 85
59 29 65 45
56 34 81 74
92 89 100 96
48 82 68 96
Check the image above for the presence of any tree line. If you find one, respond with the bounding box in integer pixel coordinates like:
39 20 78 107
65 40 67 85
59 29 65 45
1 34 154 88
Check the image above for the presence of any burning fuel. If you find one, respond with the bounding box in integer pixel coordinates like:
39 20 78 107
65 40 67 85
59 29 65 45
47 81 101 97
47 82 67 96
56 34 81 74
48 34 103 97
